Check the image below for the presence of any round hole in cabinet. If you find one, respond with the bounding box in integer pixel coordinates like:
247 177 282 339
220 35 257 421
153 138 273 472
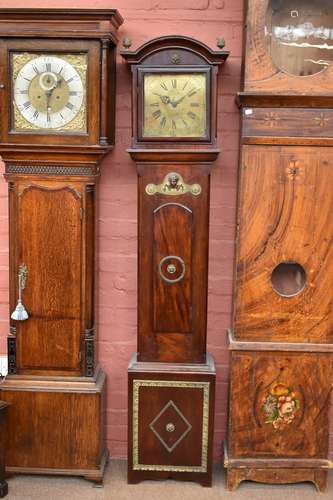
271 262 307 297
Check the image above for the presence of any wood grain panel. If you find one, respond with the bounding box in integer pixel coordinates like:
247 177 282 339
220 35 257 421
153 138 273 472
234 146 333 342
137 163 210 363
229 351 333 459
15 184 82 373
3 388 102 469
153 203 192 334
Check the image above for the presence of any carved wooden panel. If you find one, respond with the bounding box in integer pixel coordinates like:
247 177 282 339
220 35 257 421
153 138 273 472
137 164 210 363
234 146 333 343
229 351 333 458
13 183 83 375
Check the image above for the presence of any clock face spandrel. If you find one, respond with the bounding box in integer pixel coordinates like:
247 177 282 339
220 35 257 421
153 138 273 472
143 72 207 139
12 52 87 133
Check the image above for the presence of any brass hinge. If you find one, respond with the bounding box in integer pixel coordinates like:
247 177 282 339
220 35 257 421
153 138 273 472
80 207 85 220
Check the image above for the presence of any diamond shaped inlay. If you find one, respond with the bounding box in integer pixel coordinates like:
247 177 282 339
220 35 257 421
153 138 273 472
149 400 192 453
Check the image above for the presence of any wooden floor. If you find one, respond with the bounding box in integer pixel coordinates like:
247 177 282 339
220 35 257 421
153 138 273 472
5 461 333 499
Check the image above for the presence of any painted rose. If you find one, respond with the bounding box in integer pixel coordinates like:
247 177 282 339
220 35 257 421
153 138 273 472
262 384 299 430
278 396 296 423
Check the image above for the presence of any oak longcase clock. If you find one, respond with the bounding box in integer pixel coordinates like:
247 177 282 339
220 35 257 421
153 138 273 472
122 36 228 486
0 9 123 483
225 0 333 492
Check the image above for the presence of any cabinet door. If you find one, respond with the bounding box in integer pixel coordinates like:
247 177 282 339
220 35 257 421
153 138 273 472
130 376 213 473
229 351 333 459
235 145 333 342
11 182 83 375
138 164 210 363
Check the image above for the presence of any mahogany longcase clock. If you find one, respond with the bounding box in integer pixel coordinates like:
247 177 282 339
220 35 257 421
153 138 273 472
122 36 228 486
0 9 123 482
226 0 333 491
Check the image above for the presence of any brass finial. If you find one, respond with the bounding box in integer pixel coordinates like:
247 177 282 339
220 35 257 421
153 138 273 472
122 37 132 49
217 38 226 49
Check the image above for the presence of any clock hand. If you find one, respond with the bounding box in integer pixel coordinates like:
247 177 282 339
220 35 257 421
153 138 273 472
153 93 171 105
170 94 187 108
45 88 53 122
44 75 62 117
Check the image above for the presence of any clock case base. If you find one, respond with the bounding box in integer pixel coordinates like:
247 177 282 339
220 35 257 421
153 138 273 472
0 368 107 484
225 457 328 492
225 331 333 492
128 354 216 486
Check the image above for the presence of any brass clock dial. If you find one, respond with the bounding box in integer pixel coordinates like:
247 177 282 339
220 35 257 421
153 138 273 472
143 73 207 138
12 53 87 133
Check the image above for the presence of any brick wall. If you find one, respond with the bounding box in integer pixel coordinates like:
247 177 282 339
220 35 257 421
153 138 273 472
1 0 331 463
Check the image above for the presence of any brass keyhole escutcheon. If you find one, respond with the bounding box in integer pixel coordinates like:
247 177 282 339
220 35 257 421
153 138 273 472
159 256 186 284
166 423 175 433
167 264 176 274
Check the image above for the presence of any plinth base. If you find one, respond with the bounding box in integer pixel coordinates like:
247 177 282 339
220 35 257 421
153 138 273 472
226 466 327 492
128 353 216 486
224 445 331 492
225 331 333 492
0 368 107 484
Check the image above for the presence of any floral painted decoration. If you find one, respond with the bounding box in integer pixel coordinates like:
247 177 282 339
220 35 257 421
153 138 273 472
262 383 299 430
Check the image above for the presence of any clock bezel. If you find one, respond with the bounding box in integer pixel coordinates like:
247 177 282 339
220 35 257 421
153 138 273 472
0 38 101 146
137 66 212 143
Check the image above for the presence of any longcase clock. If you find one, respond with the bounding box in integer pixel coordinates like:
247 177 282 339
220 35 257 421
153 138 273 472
122 36 228 486
0 9 123 483
225 0 333 491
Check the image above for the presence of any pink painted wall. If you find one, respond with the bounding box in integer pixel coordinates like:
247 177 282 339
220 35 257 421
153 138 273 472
0 0 331 463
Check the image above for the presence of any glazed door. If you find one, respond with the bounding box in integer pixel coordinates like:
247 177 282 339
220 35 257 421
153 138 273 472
11 181 83 375
138 164 210 363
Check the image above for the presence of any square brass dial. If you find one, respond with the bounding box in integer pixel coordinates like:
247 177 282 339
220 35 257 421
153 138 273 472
11 52 88 133
143 73 207 138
